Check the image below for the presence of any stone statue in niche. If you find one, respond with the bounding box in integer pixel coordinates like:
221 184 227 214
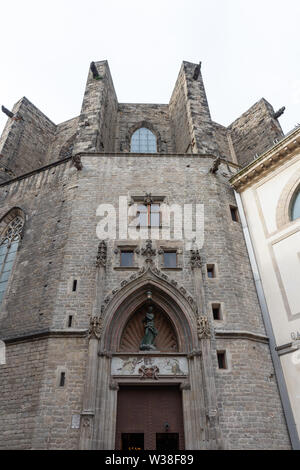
140 305 158 351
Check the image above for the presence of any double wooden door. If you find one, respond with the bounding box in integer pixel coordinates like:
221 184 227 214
115 385 185 450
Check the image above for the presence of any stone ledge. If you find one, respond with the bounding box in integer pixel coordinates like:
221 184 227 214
1 328 88 344
215 329 269 344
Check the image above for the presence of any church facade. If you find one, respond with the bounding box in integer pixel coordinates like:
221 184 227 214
0 60 295 449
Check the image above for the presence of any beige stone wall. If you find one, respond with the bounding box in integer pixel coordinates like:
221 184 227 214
0 339 48 449
0 59 292 449
0 97 57 183
228 98 284 168
0 152 291 448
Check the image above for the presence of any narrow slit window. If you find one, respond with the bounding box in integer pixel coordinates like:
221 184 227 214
59 372 66 387
217 351 227 369
212 303 222 320
68 315 73 328
230 205 239 222
207 264 216 278
72 280 77 292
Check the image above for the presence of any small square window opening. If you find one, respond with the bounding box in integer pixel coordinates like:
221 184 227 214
120 251 134 267
207 264 216 278
164 251 177 268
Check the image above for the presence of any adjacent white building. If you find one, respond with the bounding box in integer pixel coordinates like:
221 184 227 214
230 126 300 442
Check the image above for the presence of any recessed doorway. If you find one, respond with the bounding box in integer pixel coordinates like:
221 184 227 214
115 385 184 450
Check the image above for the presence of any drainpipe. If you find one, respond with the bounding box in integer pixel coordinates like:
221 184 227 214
234 190 300 450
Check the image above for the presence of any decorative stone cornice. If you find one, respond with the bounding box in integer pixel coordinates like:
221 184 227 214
100 263 197 316
179 380 191 390
139 365 159 380
197 315 211 340
96 240 107 268
98 350 113 358
190 249 202 269
88 316 103 340
109 379 119 391
214 329 268 344
209 156 221 174
72 154 83 170
144 193 153 204
141 239 156 262
187 349 202 359
1 328 88 344
230 126 300 192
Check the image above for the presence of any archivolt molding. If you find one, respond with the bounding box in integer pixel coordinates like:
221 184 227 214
276 166 300 230
100 263 197 317
98 262 199 352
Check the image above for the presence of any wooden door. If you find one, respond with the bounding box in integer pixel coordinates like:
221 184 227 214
115 385 184 450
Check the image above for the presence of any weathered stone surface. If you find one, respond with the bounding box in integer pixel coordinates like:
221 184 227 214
0 60 290 450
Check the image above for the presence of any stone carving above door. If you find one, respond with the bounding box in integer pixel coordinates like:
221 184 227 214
100 263 197 317
111 356 188 376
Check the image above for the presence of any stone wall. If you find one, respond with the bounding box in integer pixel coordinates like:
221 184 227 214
0 153 291 448
215 338 290 449
0 339 48 449
0 160 76 337
32 336 87 450
47 116 79 162
169 62 219 155
228 98 284 167
212 122 232 161
169 63 192 153
72 60 118 154
0 59 292 449
0 97 56 183
0 336 87 450
116 104 174 153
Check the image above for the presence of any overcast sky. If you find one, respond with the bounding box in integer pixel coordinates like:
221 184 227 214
1 0 299 136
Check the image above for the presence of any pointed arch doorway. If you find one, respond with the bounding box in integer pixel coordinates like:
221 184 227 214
85 266 209 450
114 298 185 451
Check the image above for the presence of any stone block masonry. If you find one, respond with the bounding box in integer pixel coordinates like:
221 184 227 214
0 59 290 449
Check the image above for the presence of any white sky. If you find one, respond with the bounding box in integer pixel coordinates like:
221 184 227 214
0 0 299 135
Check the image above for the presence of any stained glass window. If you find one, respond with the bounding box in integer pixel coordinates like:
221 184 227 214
291 189 300 221
130 128 157 153
0 216 24 305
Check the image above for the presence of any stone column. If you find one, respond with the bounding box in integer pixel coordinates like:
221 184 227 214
190 250 224 449
92 353 118 449
182 354 206 450
79 241 107 450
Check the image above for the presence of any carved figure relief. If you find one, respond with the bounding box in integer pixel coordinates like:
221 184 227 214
138 365 159 380
119 304 178 352
140 305 158 351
